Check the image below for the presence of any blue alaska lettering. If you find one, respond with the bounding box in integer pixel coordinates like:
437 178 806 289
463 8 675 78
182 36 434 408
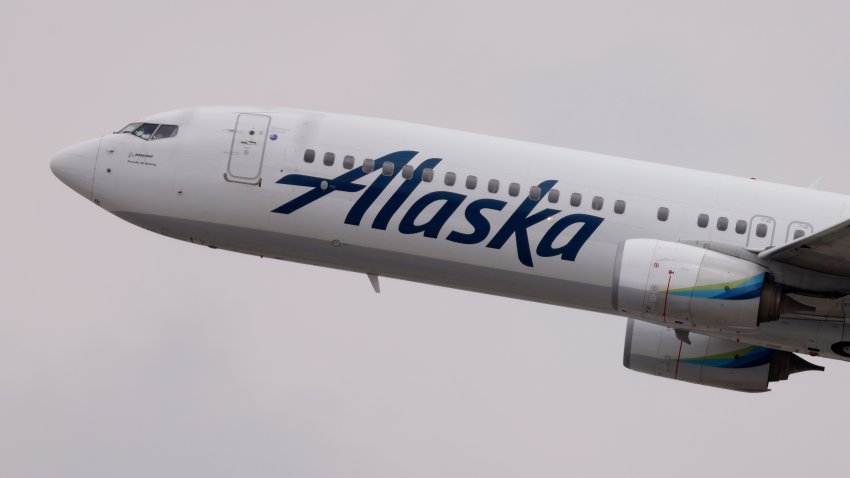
272 151 603 267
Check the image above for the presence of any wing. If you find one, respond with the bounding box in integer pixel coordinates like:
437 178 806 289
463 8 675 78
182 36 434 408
759 218 850 277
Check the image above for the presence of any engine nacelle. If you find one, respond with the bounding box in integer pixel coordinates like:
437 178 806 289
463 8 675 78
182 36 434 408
614 239 779 330
623 319 823 392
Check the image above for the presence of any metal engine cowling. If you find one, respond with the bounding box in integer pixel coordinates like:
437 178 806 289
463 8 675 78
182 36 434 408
613 239 781 330
623 319 823 392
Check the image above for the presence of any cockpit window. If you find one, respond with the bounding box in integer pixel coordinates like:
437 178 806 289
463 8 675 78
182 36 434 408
132 123 159 140
152 124 178 139
116 122 179 141
118 123 142 133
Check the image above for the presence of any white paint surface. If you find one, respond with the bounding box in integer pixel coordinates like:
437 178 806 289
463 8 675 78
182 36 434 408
3 1 850 476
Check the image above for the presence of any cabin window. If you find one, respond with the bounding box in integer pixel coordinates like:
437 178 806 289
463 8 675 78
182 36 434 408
401 165 414 179
342 155 355 169
323 152 335 166
304 149 315 163
657 207 669 221
756 223 768 238
548 189 560 203
735 220 747 234
508 182 521 197
488 179 500 194
422 168 434 182
794 229 805 240
592 196 604 210
570 193 582 207
717 217 729 231
466 175 478 190
614 200 626 214
697 213 709 228
362 158 375 172
382 162 394 176
445 172 456 186
529 186 542 201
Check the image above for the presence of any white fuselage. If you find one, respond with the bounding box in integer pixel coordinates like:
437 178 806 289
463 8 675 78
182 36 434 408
51 106 850 361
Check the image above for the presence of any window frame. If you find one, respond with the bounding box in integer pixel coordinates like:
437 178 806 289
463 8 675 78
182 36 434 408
444 172 457 186
614 200 626 214
508 182 521 197
592 196 604 211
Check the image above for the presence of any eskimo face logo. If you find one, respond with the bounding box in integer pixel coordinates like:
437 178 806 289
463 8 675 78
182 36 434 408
271 151 603 267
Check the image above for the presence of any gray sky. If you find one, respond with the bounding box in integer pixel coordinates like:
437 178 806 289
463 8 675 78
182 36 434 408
3 1 850 476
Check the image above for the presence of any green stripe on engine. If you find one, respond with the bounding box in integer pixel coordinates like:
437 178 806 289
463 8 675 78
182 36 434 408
668 274 757 295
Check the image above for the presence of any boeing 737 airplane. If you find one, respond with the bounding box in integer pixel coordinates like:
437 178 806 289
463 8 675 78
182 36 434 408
51 106 850 392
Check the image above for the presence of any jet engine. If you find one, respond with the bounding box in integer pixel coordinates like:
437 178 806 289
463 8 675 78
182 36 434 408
613 239 788 330
623 319 823 392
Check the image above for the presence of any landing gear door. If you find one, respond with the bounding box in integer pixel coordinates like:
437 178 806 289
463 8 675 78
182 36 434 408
746 215 775 251
225 113 270 184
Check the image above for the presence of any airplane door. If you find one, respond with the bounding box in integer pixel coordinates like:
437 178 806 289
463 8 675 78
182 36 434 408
746 215 775 251
225 113 271 184
787 221 813 242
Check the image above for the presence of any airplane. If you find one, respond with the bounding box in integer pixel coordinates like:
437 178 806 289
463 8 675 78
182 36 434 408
50 106 850 392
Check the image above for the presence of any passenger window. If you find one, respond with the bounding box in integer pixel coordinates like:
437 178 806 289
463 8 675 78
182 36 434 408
592 196 604 210
508 182 520 197
793 229 805 240
132 123 158 140
402 165 414 179
717 217 729 231
735 220 747 234
570 193 582 207
382 162 394 176
529 186 542 201
445 172 456 186
657 207 669 221
756 223 768 238
343 155 355 169
362 158 375 172
614 200 626 214
422 168 434 182
697 214 709 228
152 124 178 140
304 149 316 163
323 152 335 166
548 189 560 203
488 179 500 194
466 175 477 190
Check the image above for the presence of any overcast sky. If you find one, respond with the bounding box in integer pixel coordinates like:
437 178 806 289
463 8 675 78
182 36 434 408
3 1 850 476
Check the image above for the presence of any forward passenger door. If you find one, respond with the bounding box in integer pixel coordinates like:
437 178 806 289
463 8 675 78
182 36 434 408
225 113 270 185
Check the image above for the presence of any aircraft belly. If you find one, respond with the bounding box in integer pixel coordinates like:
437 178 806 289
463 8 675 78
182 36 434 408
114 211 614 311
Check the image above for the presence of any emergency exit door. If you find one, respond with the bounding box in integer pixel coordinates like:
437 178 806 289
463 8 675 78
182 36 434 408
226 113 270 183
746 215 776 251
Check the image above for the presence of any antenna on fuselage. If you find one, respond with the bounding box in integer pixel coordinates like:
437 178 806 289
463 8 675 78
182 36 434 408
367 273 381 294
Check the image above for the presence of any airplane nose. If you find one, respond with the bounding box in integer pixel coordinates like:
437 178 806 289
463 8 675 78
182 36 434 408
50 138 100 200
